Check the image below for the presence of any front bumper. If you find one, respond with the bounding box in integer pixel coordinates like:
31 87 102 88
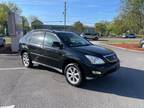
82 61 120 77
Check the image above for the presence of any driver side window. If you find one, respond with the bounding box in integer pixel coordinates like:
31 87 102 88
44 32 60 47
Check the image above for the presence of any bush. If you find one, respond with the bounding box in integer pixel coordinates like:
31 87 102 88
137 34 144 38
137 29 144 38
139 29 144 35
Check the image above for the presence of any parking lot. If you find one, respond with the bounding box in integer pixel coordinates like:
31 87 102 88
0 44 144 108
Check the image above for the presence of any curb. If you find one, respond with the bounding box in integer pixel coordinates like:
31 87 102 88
0 53 19 56
102 43 144 53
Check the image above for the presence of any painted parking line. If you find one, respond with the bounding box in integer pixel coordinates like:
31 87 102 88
0 105 15 108
0 67 27 71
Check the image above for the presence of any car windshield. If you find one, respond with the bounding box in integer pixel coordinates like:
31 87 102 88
57 32 92 47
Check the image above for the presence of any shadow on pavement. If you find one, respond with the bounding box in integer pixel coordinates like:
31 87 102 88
82 67 144 100
32 65 144 100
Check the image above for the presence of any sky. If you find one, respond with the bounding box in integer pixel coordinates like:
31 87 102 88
1 0 121 26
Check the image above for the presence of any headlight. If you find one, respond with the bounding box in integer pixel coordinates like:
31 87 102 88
85 55 105 64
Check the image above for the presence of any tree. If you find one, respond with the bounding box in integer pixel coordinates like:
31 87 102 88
105 22 114 36
139 29 144 35
95 22 107 36
3 1 22 14
120 0 144 33
73 21 84 33
0 4 9 34
22 16 31 34
0 2 22 35
111 17 128 35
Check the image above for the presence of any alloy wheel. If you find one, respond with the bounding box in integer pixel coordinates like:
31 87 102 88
66 64 81 85
22 52 30 67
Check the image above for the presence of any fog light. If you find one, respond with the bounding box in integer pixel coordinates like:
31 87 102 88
92 71 102 75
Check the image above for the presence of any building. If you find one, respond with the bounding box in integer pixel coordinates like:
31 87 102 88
42 25 95 34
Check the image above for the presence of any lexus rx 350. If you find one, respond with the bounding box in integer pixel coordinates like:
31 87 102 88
19 30 120 86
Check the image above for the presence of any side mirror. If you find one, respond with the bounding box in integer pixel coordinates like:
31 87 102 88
52 42 63 49
83 36 87 39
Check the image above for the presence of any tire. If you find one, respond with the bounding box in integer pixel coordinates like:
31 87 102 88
94 37 99 41
64 63 85 87
22 52 33 68
2 41 5 47
142 44 144 48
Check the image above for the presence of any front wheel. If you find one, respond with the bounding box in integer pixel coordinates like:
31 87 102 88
22 52 33 68
64 63 85 87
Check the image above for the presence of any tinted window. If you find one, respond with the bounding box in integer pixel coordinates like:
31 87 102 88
85 33 91 35
44 32 60 47
29 31 45 45
57 32 91 47
85 33 97 36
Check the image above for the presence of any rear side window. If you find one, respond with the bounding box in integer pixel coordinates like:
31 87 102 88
44 32 60 47
29 31 45 45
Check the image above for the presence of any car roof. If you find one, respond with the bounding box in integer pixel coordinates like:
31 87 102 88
32 29 73 34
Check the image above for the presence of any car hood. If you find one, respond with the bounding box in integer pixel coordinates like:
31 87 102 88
72 45 114 56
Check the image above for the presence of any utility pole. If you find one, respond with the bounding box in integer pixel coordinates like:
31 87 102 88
64 0 67 31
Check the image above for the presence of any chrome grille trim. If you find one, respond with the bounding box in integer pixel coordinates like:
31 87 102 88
104 53 118 63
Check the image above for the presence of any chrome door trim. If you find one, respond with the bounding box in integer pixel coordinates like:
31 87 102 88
32 61 63 73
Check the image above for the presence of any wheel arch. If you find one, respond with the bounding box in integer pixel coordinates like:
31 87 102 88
62 58 84 75
21 50 27 56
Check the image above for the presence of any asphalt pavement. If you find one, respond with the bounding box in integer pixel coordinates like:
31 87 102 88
0 44 144 108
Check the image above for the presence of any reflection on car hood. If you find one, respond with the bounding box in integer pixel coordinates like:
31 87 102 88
72 45 114 56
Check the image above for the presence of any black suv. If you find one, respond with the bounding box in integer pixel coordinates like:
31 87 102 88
19 30 120 86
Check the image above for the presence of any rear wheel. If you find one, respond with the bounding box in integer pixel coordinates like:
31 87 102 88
94 37 99 40
2 40 5 47
22 52 33 68
64 63 85 87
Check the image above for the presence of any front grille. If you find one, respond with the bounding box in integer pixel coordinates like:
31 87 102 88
104 54 118 63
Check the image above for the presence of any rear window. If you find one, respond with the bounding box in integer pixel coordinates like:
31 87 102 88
85 33 97 35
29 31 45 45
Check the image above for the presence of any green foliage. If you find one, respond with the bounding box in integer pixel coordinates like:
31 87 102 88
110 18 128 35
4 1 22 14
0 4 9 25
95 0 144 36
0 2 32 35
73 21 84 33
0 4 9 34
95 22 107 36
120 0 144 33
138 29 144 38
0 2 22 35
102 38 140 44
22 16 31 34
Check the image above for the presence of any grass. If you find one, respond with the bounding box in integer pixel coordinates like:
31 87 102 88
101 38 141 44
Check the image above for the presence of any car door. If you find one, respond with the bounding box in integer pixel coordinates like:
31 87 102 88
28 31 45 63
42 32 63 69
